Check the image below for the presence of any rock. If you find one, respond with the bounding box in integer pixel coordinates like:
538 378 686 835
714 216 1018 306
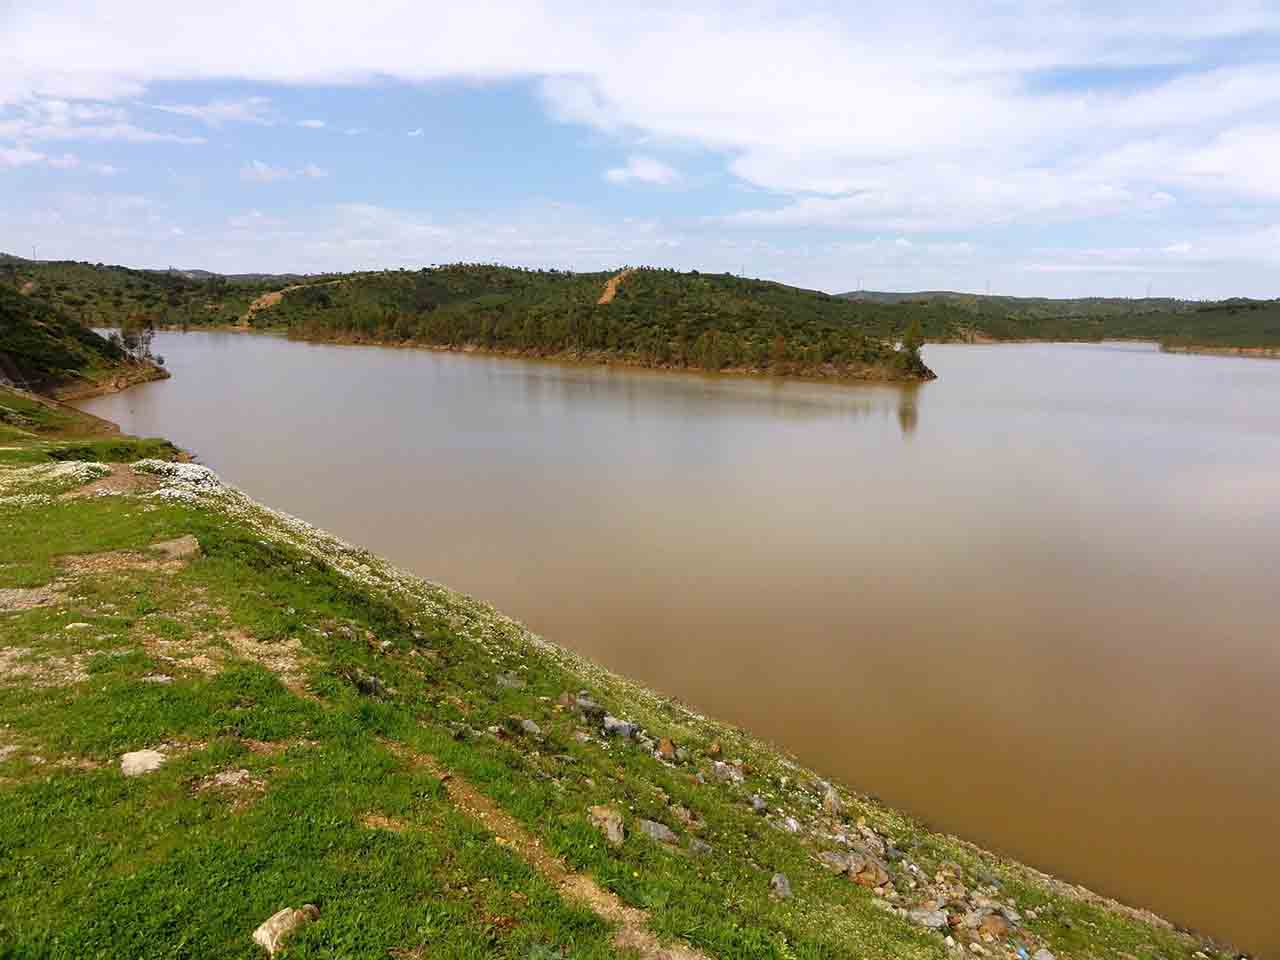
675 747 689 763
710 760 744 784
978 914 1011 939
588 805 625 846
520 718 542 737
969 945 987 957
638 735 656 752
910 908 949 930
575 696 605 719
823 786 842 817
120 749 165 777
65 622 91 631
707 739 722 758
750 795 768 815
252 904 319 956
819 851 851 872
688 837 713 856
496 671 525 690
847 851 891 888
602 715 636 738
351 669 388 697
638 819 678 844
780 816 801 833
556 691 575 708
153 535 201 560
1032 952 1055 960
657 737 677 761
769 872 792 899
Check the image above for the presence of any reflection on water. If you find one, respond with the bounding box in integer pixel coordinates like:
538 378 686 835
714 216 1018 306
80 334 1280 956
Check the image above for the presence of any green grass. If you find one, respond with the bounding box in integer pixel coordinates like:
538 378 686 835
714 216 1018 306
0 413 1233 960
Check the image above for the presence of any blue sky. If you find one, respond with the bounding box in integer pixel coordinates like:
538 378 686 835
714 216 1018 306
3 1 1280 297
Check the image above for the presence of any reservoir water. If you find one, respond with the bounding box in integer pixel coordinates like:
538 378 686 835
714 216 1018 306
79 332 1280 955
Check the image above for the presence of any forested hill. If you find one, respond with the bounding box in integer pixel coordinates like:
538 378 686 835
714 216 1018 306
840 289 1280 348
0 286 166 397
262 265 941 381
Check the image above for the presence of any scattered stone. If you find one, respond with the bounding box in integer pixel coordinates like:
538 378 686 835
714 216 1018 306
750 795 768 815
780 816 801 833
675 747 689 763
847 851 891 888
573 731 591 743
351 668 388 697
496 671 525 690
588 805 625 846
819 851 850 872
252 904 319 956
1032 951 1055 960
520 718 542 737
823 786 842 817
969 945 987 956
688 837 713 856
638 819 678 844
65 622 91 631
141 674 173 684
978 914 1011 939
710 760 744 784
657 737 676 761
120 749 165 777
602 715 636 739
910 908 949 930
638 735 656 752
575 695 604 719
769 872 792 899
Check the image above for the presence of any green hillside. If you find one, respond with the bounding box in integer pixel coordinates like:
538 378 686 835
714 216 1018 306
0 286 166 397
264 265 939 381
0 256 278 327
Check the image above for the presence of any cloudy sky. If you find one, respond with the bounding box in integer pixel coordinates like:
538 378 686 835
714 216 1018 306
3 1 1279 296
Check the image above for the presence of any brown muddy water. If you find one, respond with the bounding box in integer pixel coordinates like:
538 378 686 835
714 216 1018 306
80 333 1280 955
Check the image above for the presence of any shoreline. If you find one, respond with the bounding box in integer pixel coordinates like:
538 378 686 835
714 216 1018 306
1 374 1245 958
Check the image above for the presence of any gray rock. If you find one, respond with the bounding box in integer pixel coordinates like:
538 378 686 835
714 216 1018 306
352 668 388 697
575 696 605 719
710 760 744 784
496 671 525 690
65 622 91 631
1032 952 1055 960
750 795 768 815
638 819 678 844
602 715 636 739
520 718 542 737
252 904 319 956
588 805 625 846
780 816 801 833
120 749 165 777
910 908 949 930
688 837 713 856
638 735 656 752
769 872 792 899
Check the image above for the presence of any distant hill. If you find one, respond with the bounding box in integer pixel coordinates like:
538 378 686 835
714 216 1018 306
260 265 939 381
839 289 1280 348
0 285 166 398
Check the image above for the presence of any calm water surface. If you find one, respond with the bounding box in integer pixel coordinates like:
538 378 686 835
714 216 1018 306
80 333 1280 955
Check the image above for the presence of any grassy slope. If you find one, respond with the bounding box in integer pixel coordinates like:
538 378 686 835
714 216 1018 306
840 290 1280 349
0 388 1232 959
0 287 168 398
261 266 938 381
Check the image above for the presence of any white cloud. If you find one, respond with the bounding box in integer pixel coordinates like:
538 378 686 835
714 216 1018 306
297 118 325 128
0 98 206 144
151 96 273 126
89 162 122 175
240 160 329 183
46 151 77 168
0 145 45 167
240 160 292 183
604 155 679 186
407 127 424 137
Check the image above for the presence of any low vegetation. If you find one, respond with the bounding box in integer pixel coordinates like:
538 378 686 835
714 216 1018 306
0 383 1237 959
841 290 1280 349
0 287 167 398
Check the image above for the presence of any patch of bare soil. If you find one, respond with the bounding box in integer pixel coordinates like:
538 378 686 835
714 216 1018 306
597 268 635 306
0 646 90 687
360 812 409 832
225 631 312 696
241 279 345 325
0 585 62 612
388 744 709 960
194 767 267 810
60 463 159 500
59 535 201 575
